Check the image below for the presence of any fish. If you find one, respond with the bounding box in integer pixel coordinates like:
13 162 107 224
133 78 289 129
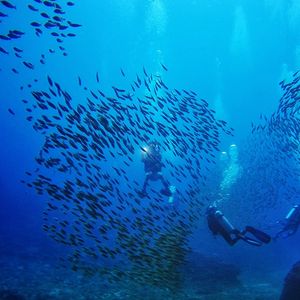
7 32 20 39
0 46 8 54
47 75 53 87
59 25 68 30
35 28 43 36
10 29 24 36
23 61 34 69
44 21 57 29
1 1 16 9
53 16 63 22
8 108 15 115
13 47 23 52
31 21 41 27
43 1 55 7
28 4 38 11
67 21 81 27
40 12 50 18
22 67 234 288
0 34 10 40
54 9 65 15
161 63 168 71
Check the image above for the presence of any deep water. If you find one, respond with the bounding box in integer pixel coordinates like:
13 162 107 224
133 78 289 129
1 1 300 299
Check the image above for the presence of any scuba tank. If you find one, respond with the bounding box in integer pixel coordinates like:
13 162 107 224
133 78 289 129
215 210 235 233
285 205 300 224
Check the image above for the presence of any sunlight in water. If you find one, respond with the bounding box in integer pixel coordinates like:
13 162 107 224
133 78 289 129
214 93 227 121
146 0 167 36
113 0 137 19
230 5 251 62
145 0 168 74
219 144 242 201
295 46 300 70
280 63 294 83
264 0 286 18
288 0 300 31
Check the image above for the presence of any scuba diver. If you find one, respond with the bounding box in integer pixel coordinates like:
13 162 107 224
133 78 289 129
139 140 172 198
207 206 271 246
280 261 300 300
275 205 300 239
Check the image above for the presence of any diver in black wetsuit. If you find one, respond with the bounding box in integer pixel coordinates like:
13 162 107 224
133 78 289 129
207 206 271 246
275 205 300 239
140 140 171 197
280 261 300 300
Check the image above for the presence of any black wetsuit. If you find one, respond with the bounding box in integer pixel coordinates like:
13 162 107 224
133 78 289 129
143 152 162 173
141 149 170 195
207 212 240 246
280 261 300 300
207 208 271 247
276 206 300 239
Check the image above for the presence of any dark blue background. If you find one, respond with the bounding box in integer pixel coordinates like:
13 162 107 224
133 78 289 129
0 0 299 282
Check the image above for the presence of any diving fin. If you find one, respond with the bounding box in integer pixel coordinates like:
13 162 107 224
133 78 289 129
168 185 176 204
240 235 263 247
245 226 271 244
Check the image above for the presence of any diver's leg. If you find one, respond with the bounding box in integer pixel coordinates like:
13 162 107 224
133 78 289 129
219 228 239 246
229 229 242 245
226 235 239 246
142 173 150 194
274 229 286 240
288 223 300 237
157 173 172 196
160 175 169 190
285 227 298 238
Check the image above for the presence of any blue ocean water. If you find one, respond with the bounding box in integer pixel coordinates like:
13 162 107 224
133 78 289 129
1 1 300 299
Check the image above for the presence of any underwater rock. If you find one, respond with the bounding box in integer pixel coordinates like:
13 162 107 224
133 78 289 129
0 289 25 300
182 252 241 295
34 294 61 300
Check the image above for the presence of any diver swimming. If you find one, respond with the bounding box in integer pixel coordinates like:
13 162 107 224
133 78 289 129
207 205 271 246
139 140 174 199
275 205 300 239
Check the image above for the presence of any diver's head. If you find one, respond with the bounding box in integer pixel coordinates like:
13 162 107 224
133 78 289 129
149 140 161 153
206 205 217 215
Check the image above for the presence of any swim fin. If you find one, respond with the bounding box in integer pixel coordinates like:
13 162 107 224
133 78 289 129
245 226 271 244
240 235 263 247
168 185 176 204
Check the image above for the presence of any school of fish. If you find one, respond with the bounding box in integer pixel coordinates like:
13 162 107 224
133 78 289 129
215 71 300 230
3 0 300 291
0 0 79 73
19 68 234 288
1 0 235 289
